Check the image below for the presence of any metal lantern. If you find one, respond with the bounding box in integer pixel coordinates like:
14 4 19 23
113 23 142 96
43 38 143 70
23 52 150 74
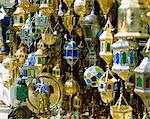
98 69 117 104
99 18 113 65
115 0 149 39
34 11 48 33
110 93 133 119
64 41 80 67
13 5 26 31
40 0 54 16
112 38 138 81
16 78 28 101
35 40 47 73
22 52 36 81
73 93 82 111
84 65 104 87
6 26 15 47
15 45 26 66
97 0 115 16
52 63 61 80
41 23 56 46
134 40 150 112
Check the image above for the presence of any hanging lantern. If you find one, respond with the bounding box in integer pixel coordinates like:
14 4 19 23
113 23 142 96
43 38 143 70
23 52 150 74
64 41 80 67
15 45 27 66
35 40 47 73
84 65 104 87
41 23 56 46
134 39 150 112
115 0 149 39
85 50 97 67
112 38 138 81
97 0 115 16
16 78 28 101
34 11 48 34
99 18 113 65
6 26 15 47
110 93 133 119
13 5 26 31
22 52 36 81
52 63 61 80
98 69 117 104
40 0 54 16
73 93 82 111
0 22 3 41
74 0 87 23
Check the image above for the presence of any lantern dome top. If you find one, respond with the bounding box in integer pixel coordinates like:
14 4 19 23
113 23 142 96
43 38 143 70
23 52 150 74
13 6 25 15
112 39 138 50
83 12 98 25
134 57 150 73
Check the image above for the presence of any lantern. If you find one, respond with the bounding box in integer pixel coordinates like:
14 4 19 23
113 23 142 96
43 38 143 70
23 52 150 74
115 0 149 39
13 5 26 31
85 50 97 66
0 22 3 41
34 11 48 33
6 26 15 48
16 78 28 101
73 93 82 111
112 38 138 81
22 52 36 81
134 39 150 113
110 93 133 119
35 40 47 73
98 69 117 104
15 45 26 66
64 76 80 111
99 18 113 66
84 65 104 87
41 23 56 46
97 0 115 17
39 0 54 16
63 41 80 67
52 63 61 80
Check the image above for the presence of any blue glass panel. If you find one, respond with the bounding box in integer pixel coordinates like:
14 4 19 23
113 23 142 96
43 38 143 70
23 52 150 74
115 52 120 64
130 51 134 64
73 50 78 57
100 84 104 89
97 73 102 78
67 50 73 56
23 69 28 77
64 50 66 56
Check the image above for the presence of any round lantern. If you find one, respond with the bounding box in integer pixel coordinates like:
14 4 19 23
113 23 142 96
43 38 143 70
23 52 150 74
99 18 113 65
13 5 26 31
115 0 149 39
110 93 133 119
83 65 104 87
112 38 138 81
64 41 80 67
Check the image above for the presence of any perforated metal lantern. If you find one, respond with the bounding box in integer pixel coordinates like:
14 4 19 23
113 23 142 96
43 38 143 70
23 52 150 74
13 5 26 31
52 63 61 79
99 18 113 65
73 93 82 111
112 38 138 81
134 40 150 112
84 65 104 87
115 0 149 39
64 41 80 67
110 93 133 119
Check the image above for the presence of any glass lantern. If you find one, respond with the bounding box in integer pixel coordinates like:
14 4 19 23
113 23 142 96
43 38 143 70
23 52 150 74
115 0 149 39
112 38 138 81
35 40 47 73
13 5 26 31
63 41 80 67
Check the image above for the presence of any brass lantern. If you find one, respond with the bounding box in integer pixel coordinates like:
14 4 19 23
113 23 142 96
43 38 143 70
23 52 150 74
13 5 26 31
134 39 150 113
73 93 82 111
40 0 54 16
52 63 61 80
35 40 47 73
110 93 133 119
115 0 149 39
99 18 113 66
15 45 27 66
112 38 138 81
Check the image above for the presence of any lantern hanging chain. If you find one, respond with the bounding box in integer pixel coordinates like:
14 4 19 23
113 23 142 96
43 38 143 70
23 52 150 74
91 0 95 14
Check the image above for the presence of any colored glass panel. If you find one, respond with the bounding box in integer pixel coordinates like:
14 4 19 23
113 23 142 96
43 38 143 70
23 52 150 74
137 75 142 87
115 52 120 64
130 51 134 64
122 52 127 64
107 43 111 52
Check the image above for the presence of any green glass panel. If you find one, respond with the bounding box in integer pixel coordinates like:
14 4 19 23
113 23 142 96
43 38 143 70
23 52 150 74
38 57 41 64
122 52 127 64
107 43 111 52
137 75 142 87
42 58 46 64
